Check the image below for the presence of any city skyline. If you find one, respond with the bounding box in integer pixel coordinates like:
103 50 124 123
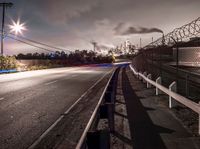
1 0 200 55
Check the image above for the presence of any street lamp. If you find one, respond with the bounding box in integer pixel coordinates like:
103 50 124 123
9 19 26 35
0 19 26 55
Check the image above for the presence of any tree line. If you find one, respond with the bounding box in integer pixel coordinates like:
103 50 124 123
16 50 114 64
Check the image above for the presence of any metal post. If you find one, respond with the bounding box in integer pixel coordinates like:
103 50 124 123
156 76 162 95
159 47 162 76
147 74 152 88
185 74 189 97
176 42 179 88
169 81 177 108
0 2 13 56
1 6 5 56
171 37 179 89
139 71 142 80
143 71 147 83
137 72 139 79
199 101 200 135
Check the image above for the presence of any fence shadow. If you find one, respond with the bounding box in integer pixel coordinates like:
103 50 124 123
122 67 174 149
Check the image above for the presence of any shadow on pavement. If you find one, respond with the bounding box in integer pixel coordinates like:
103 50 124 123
122 67 174 149
113 131 133 146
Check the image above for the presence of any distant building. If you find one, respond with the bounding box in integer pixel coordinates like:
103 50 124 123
114 39 136 55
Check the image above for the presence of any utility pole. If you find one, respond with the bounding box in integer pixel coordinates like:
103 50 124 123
91 41 97 52
0 2 13 56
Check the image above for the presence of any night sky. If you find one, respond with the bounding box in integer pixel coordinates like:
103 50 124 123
2 0 200 55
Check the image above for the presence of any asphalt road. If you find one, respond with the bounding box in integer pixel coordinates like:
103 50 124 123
0 66 112 149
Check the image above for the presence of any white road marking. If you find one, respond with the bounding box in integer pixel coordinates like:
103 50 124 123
44 80 57 86
0 97 5 101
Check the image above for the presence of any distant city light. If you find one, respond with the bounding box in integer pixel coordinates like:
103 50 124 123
9 19 26 35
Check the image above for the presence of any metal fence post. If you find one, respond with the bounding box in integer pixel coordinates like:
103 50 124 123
169 81 178 108
137 71 140 79
185 74 189 97
139 71 142 80
199 101 200 135
156 76 162 95
143 72 147 83
147 74 152 88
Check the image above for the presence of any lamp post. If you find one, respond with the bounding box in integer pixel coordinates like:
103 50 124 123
0 2 13 56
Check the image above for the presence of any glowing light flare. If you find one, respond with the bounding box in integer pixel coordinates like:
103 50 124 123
9 20 26 35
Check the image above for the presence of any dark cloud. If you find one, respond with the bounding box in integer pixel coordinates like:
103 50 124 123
114 23 163 35
3 0 200 54
35 0 98 25
90 40 114 50
7 0 98 27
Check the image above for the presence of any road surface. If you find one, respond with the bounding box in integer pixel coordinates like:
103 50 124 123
0 66 113 149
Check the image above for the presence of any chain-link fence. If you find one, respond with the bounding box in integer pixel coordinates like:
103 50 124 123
132 44 200 103
131 17 200 136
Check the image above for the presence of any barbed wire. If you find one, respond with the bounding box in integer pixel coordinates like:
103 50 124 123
146 17 200 47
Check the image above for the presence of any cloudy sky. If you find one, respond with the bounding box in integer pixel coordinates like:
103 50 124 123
2 0 200 55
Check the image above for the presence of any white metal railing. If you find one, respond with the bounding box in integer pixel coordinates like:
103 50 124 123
129 64 200 135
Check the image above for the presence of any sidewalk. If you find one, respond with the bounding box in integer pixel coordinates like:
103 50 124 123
111 66 200 149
